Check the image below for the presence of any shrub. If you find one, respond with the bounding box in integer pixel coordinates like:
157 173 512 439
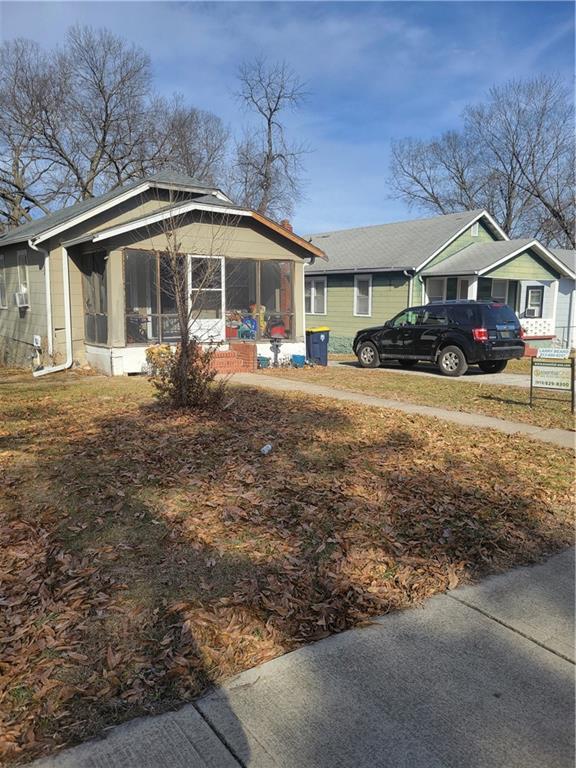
146 341 227 409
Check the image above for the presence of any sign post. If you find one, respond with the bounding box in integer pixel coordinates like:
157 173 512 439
530 349 574 413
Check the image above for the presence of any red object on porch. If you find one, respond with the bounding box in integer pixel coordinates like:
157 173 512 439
226 326 238 339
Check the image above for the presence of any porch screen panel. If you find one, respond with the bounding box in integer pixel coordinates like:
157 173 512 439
260 261 293 338
81 252 108 345
225 259 258 339
159 256 183 342
190 257 222 320
125 250 159 344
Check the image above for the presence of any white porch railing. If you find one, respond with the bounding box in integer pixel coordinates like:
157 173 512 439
520 317 555 337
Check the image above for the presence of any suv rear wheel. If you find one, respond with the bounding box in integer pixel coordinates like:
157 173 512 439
478 360 508 374
438 346 468 377
357 341 380 368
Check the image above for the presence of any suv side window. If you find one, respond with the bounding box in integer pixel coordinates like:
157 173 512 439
420 307 448 326
391 308 420 328
447 305 477 325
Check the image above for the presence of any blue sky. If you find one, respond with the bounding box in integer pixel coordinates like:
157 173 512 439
1 1 574 233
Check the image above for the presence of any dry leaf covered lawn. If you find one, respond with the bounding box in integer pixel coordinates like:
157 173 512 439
263 364 574 431
0 373 574 764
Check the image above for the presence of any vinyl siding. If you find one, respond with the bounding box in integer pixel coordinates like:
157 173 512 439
555 278 575 347
485 249 559 280
423 221 497 270
0 244 48 366
307 272 409 349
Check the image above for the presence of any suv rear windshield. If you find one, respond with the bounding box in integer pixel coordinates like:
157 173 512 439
480 303 519 327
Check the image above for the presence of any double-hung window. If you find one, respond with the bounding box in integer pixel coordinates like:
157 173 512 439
0 255 6 308
305 276 326 315
354 275 372 316
525 286 544 318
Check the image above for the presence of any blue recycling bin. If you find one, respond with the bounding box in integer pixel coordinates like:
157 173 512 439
306 327 330 366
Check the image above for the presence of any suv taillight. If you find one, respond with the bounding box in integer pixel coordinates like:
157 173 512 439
472 327 488 342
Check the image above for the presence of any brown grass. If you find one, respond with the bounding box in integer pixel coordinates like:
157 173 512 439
0 373 573 763
264 364 574 431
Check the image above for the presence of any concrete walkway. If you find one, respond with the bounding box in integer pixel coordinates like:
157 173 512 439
232 373 575 449
30 548 575 768
329 359 532 388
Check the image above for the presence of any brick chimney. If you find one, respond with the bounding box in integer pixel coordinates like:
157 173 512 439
280 219 293 232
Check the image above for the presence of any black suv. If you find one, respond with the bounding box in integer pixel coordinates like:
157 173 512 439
353 301 525 377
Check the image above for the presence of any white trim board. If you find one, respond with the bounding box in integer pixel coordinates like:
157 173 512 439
33 182 228 246
415 210 510 273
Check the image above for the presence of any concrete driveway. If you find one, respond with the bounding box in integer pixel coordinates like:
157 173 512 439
30 548 574 768
330 359 532 388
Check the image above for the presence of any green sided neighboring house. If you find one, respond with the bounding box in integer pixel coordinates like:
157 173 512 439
304 209 576 352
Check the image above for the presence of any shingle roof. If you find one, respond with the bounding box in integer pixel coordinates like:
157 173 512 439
0 172 222 246
551 249 576 274
422 239 535 276
305 209 485 273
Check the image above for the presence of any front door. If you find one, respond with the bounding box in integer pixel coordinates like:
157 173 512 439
457 278 470 300
188 255 225 342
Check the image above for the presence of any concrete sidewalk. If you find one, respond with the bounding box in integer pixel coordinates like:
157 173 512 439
330 359 533 388
232 372 575 449
30 549 575 768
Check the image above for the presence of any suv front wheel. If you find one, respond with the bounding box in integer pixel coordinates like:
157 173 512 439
357 341 380 368
438 346 468 377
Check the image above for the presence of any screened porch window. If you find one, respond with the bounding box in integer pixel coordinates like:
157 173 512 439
124 249 182 344
427 278 445 303
81 252 108 345
225 259 294 340
491 279 508 304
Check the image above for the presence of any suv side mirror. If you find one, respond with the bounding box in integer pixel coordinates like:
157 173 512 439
384 319 391 327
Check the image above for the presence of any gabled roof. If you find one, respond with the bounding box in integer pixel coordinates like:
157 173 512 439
0 172 229 247
551 249 576 275
61 194 327 261
423 239 575 279
304 209 504 274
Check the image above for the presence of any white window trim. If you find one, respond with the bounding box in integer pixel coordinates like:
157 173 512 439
305 276 327 316
0 254 6 308
353 274 372 317
471 222 479 237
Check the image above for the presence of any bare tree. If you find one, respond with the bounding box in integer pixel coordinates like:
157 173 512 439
0 26 230 230
389 75 575 247
232 58 307 220
129 192 238 407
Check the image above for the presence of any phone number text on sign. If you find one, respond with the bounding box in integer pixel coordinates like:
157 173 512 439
532 361 573 391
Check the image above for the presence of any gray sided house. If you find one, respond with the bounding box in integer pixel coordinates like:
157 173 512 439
0 172 325 374
305 210 576 352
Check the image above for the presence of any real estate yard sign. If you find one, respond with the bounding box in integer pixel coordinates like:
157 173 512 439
530 351 574 412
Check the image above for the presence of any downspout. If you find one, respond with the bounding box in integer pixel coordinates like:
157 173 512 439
33 245 73 377
403 270 413 306
28 240 53 357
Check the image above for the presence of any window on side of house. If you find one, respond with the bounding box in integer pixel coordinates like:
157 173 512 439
16 251 29 306
0 255 6 308
525 286 544 318
491 279 508 304
426 277 445 303
305 276 326 315
81 252 108 345
354 275 372 316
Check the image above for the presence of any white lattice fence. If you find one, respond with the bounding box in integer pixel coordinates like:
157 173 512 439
521 317 555 337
